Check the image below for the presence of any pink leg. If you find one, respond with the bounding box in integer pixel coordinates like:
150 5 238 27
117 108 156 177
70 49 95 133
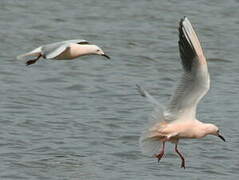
175 143 185 169
154 142 165 163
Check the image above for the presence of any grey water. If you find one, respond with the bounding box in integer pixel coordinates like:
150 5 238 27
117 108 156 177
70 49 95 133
0 0 239 179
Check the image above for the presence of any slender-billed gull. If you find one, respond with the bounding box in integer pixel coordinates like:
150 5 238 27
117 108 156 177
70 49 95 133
137 17 225 169
17 39 110 65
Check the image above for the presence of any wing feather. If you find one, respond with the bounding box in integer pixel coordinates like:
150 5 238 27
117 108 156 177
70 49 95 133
166 17 210 120
136 84 164 123
137 85 165 155
17 46 42 60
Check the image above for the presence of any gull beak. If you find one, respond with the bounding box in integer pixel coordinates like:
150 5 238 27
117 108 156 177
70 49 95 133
218 133 226 142
101 53 110 59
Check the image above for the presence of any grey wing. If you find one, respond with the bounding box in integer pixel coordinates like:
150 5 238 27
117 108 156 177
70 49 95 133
136 84 160 106
42 39 89 59
17 46 42 60
64 39 89 44
136 85 164 124
137 85 166 155
166 17 210 121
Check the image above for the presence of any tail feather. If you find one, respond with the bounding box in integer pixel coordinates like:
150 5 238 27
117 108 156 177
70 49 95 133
17 46 42 60
139 131 162 155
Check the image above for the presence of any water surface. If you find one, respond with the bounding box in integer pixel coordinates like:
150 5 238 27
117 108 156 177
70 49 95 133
0 0 239 179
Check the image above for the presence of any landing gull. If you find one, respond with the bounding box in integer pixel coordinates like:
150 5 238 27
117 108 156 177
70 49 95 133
137 17 225 169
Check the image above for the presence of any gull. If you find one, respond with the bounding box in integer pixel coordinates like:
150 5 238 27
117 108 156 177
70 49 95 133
17 39 110 65
137 17 225 169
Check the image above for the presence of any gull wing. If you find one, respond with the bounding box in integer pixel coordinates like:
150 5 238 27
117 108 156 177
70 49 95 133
17 46 42 60
64 39 89 44
137 84 166 155
136 84 164 124
136 84 160 106
165 17 210 121
42 39 89 59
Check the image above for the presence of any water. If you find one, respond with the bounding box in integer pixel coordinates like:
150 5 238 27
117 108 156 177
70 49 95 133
0 0 239 179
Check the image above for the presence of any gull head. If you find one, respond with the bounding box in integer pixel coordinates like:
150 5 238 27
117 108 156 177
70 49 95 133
205 124 225 142
91 45 110 59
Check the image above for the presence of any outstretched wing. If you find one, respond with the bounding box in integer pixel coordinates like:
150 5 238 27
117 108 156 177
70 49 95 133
137 84 166 155
64 39 89 44
136 84 160 106
17 46 42 60
166 17 210 121
136 84 165 124
42 39 89 59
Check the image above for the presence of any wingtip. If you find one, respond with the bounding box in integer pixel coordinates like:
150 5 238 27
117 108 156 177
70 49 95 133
136 84 140 89
16 56 21 60
179 16 189 27
16 54 25 60
136 84 146 97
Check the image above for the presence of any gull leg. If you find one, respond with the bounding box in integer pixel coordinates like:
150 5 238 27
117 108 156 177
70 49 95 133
26 54 42 66
175 143 185 169
154 142 165 163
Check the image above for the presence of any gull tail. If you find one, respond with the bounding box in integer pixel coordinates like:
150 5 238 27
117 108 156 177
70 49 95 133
17 46 42 60
139 131 164 156
136 84 165 155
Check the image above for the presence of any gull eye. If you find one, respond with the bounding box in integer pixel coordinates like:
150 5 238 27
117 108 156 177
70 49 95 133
97 49 100 52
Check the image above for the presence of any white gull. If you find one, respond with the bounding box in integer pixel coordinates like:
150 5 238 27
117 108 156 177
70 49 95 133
137 17 225 168
17 39 110 65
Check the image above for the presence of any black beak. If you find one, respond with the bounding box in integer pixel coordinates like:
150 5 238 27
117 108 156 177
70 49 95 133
102 54 110 59
218 134 226 142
